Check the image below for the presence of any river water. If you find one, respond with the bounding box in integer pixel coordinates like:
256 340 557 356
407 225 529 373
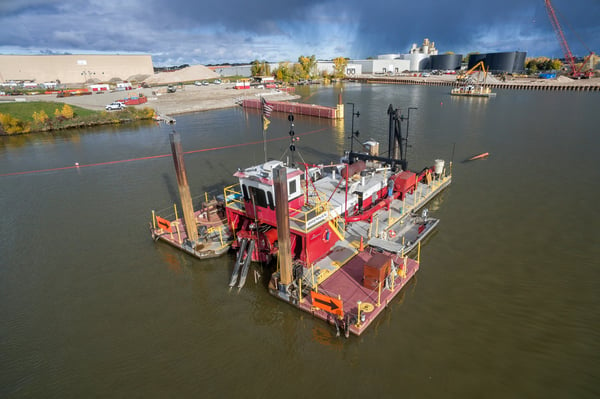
1 84 599 398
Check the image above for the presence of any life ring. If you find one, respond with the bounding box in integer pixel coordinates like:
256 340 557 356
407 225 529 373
322 229 330 242
388 229 397 239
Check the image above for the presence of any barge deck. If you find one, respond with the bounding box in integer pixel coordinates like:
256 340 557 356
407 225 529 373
268 171 451 335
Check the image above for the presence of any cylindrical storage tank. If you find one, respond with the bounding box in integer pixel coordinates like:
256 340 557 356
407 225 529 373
377 54 400 60
513 52 527 73
409 54 430 71
467 53 487 69
486 52 516 73
430 54 463 71
468 51 527 73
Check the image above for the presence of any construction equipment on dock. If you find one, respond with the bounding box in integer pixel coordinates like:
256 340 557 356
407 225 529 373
545 0 595 79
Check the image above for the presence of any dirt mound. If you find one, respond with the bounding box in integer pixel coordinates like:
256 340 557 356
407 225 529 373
128 74 151 82
556 75 573 83
143 65 219 85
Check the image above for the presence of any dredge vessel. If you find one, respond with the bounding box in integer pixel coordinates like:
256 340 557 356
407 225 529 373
224 104 452 336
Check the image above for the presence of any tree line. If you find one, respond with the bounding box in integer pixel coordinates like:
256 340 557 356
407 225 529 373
250 55 348 83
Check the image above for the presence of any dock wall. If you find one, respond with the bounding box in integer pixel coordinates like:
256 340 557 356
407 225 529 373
352 77 600 92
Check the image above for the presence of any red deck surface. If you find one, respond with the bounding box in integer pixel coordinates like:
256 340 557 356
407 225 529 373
298 250 419 335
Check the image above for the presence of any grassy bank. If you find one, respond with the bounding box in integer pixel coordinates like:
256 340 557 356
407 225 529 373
0 101 155 135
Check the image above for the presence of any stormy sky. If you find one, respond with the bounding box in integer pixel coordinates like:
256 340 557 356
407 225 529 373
0 0 597 66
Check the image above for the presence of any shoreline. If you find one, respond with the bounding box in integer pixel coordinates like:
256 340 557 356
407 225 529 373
352 74 600 91
2 75 598 121
0 83 301 117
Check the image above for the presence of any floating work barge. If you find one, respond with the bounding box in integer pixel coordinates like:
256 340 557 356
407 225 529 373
225 105 451 335
450 84 496 97
150 131 232 260
151 199 232 259
242 97 344 119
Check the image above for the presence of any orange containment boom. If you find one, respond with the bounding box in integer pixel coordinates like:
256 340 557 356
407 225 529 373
468 152 489 161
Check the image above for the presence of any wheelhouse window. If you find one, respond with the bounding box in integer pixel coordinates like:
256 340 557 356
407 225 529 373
249 186 268 208
267 191 274 209
288 179 297 198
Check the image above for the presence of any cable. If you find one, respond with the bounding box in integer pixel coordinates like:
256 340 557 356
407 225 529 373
1 127 329 177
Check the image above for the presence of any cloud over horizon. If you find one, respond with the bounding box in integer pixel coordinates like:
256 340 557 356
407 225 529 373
0 0 598 66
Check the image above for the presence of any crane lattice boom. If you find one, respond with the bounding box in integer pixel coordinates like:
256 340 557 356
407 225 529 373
544 0 594 78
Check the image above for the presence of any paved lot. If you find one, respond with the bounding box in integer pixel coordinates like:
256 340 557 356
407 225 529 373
2 83 299 116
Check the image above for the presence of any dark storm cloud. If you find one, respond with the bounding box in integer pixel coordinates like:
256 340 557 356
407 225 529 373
350 0 599 57
0 0 598 64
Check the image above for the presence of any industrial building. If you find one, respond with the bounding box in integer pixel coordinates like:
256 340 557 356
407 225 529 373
352 38 456 74
0 45 528 88
348 38 526 75
315 61 363 76
0 54 154 86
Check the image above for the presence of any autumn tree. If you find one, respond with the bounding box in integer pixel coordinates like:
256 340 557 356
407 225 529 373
0 113 30 134
292 63 305 81
61 104 74 119
273 61 293 82
332 57 348 78
297 55 317 79
32 110 49 124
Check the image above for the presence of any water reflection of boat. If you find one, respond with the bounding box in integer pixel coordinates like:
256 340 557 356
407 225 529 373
451 84 496 97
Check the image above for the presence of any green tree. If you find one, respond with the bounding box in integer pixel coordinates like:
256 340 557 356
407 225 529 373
251 60 271 77
273 62 292 83
292 63 305 81
550 59 562 71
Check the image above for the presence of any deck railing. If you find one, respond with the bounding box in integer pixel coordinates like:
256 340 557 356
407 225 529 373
224 183 344 235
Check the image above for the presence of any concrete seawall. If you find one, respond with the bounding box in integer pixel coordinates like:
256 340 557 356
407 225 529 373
352 76 600 92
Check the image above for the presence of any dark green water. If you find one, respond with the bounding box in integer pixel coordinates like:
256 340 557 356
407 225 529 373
1 84 599 398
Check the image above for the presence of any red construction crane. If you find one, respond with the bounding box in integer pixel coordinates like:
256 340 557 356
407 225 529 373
544 0 595 78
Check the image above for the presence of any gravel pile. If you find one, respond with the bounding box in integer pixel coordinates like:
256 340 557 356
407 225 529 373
143 65 219 85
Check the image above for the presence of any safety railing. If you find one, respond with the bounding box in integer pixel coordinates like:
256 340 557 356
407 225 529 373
224 183 245 212
224 182 344 236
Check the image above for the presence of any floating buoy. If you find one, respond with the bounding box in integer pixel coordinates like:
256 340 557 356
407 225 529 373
468 152 489 161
